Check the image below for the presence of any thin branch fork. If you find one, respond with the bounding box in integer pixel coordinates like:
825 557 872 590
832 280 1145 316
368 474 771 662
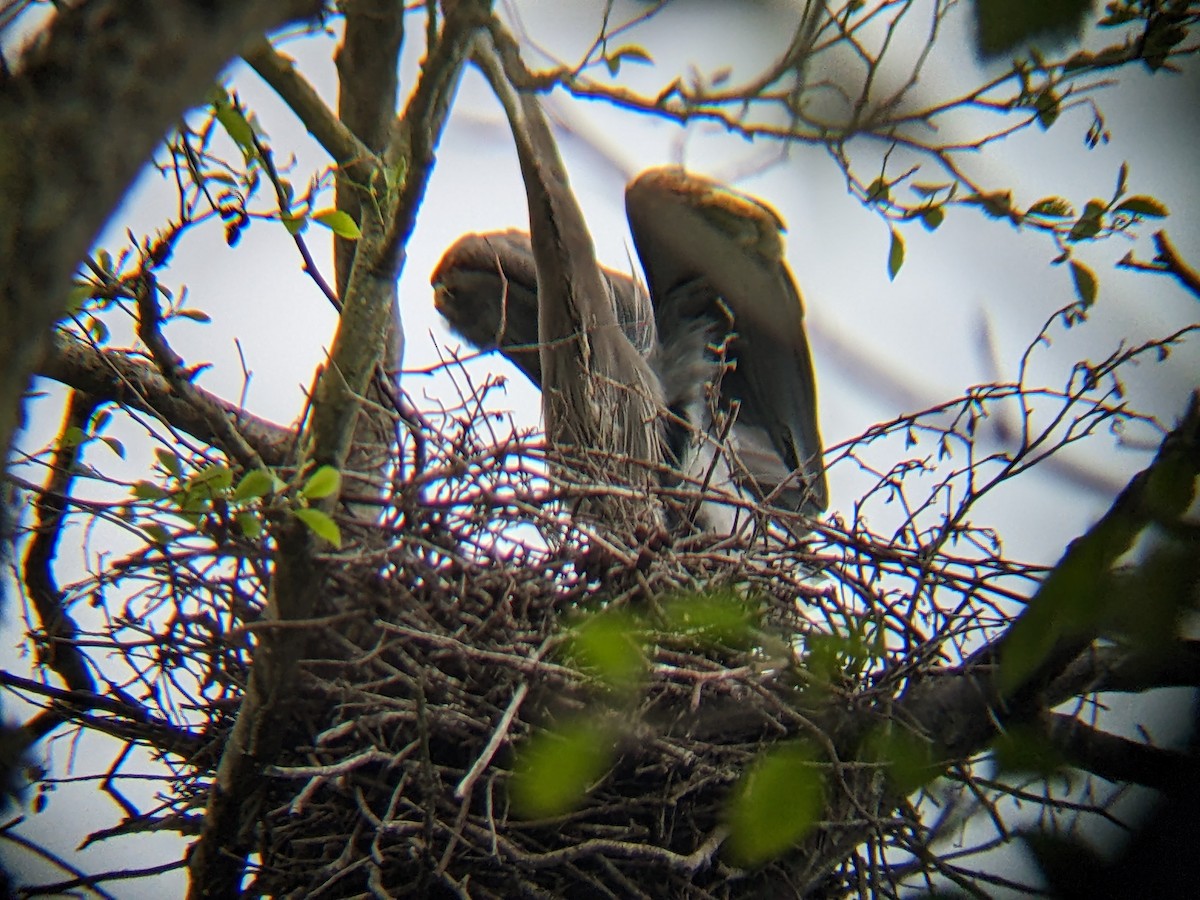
1119 229 1200 300
897 392 1200 769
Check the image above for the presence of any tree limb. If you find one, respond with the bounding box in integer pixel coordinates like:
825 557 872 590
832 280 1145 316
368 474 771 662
0 0 323 468
898 392 1200 763
243 36 377 193
1046 639 1200 701
330 0 405 299
188 5 492 893
1038 711 1198 792
1118 230 1200 301
34 332 296 467
22 391 99 695
1152 230 1200 300
328 0 407 511
380 0 492 279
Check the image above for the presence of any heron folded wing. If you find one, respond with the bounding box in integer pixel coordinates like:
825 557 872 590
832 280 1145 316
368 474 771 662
432 230 658 387
432 230 543 384
626 166 828 515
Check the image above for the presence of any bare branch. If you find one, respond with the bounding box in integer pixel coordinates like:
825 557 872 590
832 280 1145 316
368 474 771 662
243 36 377 188
330 0 405 297
899 392 1200 763
1118 230 1200 301
1039 711 1198 791
34 332 295 467
21 390 97 696
380 0 493 277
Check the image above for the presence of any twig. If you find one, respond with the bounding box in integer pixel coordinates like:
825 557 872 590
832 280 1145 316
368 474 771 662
1122 230 1200 300
243 37 376 182
35 332 295 466
134 271 265 472
455 637 553 799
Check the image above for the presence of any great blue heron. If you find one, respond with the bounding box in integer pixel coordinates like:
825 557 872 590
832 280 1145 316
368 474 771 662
432 167 827 527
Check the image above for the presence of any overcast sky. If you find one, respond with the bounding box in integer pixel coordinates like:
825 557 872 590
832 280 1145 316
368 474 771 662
3 1 1198 894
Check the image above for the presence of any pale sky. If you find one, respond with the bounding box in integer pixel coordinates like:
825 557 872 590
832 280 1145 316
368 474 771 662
3 1 1198 894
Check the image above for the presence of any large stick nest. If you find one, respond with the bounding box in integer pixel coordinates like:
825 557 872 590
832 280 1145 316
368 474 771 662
25 374 1023 897
233 385 900 898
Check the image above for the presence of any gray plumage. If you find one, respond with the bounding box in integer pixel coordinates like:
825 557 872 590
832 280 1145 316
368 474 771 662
431 167 828 524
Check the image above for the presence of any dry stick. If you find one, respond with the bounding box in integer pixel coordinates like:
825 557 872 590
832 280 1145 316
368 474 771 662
454 636 554 800
135 270 264 473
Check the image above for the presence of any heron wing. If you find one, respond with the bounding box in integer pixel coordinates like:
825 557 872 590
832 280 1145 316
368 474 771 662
625 166 828 513
432 230 544 384
432 230 657 388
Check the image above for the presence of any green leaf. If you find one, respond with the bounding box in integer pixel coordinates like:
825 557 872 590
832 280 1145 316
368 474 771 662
294 507 342 547
725 742 824 866
61 426 86 449
1112 195 1169 219
1115 161 1129 198
234 469 277 502
1026 197 1073 218
98 436 125 459
866 178 890 204
1069 260 1097 307
910 181 953 197
155 448 182 478
887 228 905 280
568 611 645 693
862 727 939 796
281 213 307 236
301 465 341 500
188 464 233 494
64 283 94 317
611 44 652 67
963 190 1013 220
209 87 258 159
235 511 263 539
87 317 109 345
662 591 757 649
1067 199 1107 242
143 524 170 545
1034 87 1059 129
132 481 169 501
997 404 1200 695
176 485 212 517
1143 19 1187 71
312 209 362 240
1098 6 1140 27
918 206 944 232
511 721 614 818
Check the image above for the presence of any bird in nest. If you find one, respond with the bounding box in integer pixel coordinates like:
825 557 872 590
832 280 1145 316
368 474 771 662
431 166 827 532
